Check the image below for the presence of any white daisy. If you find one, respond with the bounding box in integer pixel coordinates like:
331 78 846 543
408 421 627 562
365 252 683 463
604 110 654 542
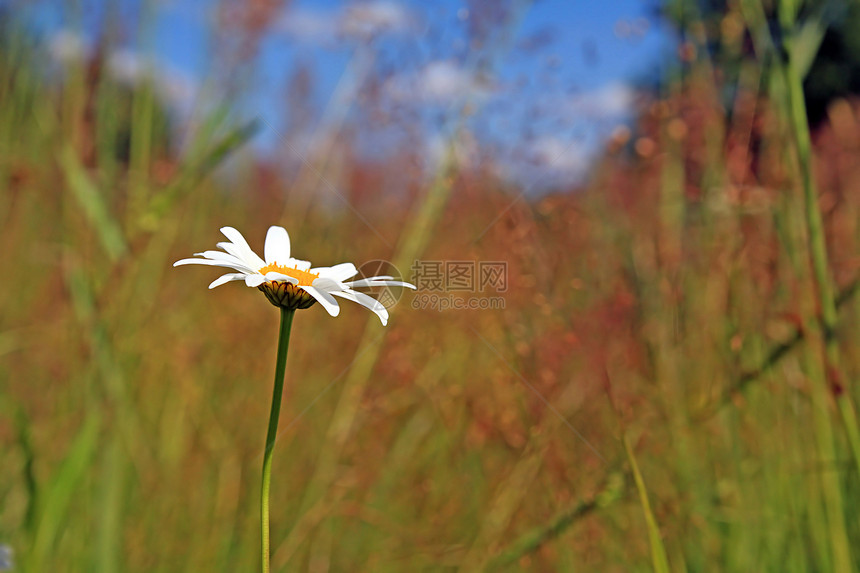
174 226 415 325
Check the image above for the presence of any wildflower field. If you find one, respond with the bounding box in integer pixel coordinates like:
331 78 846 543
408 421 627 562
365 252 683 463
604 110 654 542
3 1 860 571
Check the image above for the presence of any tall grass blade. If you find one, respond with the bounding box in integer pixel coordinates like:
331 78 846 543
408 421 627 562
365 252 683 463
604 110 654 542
623 434 670 573
58 145 128 261
142 119 260 227
95 436 125 573
26 413 101 572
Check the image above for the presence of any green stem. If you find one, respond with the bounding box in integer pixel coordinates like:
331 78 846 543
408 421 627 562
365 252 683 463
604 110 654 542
261 307 295 573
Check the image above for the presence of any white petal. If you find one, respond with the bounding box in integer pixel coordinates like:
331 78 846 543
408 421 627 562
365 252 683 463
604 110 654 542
291 259 312 271
174 258 248 271
354 275 394 281
217 242 253 265
345 277 417 290
194 250 255 272
311 276 346 293
220 227 265 269
331 289 389 326
219 226 251 250
264 271 299 284
312 263 359 282
244 274 266 287
301 286 340 316
264 226 291 264
208 273 247 289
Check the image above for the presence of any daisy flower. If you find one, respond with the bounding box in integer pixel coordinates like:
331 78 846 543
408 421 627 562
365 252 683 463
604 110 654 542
174 226 415 325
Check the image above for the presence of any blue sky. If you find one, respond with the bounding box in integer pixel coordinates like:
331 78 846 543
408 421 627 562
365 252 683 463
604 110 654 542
29 0 674 188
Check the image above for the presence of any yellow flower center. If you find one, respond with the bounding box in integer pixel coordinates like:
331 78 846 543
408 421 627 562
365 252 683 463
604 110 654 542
259 263 319 286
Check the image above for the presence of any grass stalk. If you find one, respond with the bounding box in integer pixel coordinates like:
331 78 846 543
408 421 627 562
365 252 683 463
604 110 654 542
779 0 860 493
485 471 625 570
622 433 671 573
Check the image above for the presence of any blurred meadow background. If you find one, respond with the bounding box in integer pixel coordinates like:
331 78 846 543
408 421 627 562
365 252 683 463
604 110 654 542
4 0 860 571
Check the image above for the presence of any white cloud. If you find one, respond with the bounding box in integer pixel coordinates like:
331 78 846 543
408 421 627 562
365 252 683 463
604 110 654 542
422 61 475 100
566 82 635 119
529 136 589 176
386 60 491 104
340 1 414 39
47 30 88 63
490 135 594 191
105 49 198 113
275 9 339 44
276 1 415 45
424 130 480 172
157 68 198 110
106 49 147 84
